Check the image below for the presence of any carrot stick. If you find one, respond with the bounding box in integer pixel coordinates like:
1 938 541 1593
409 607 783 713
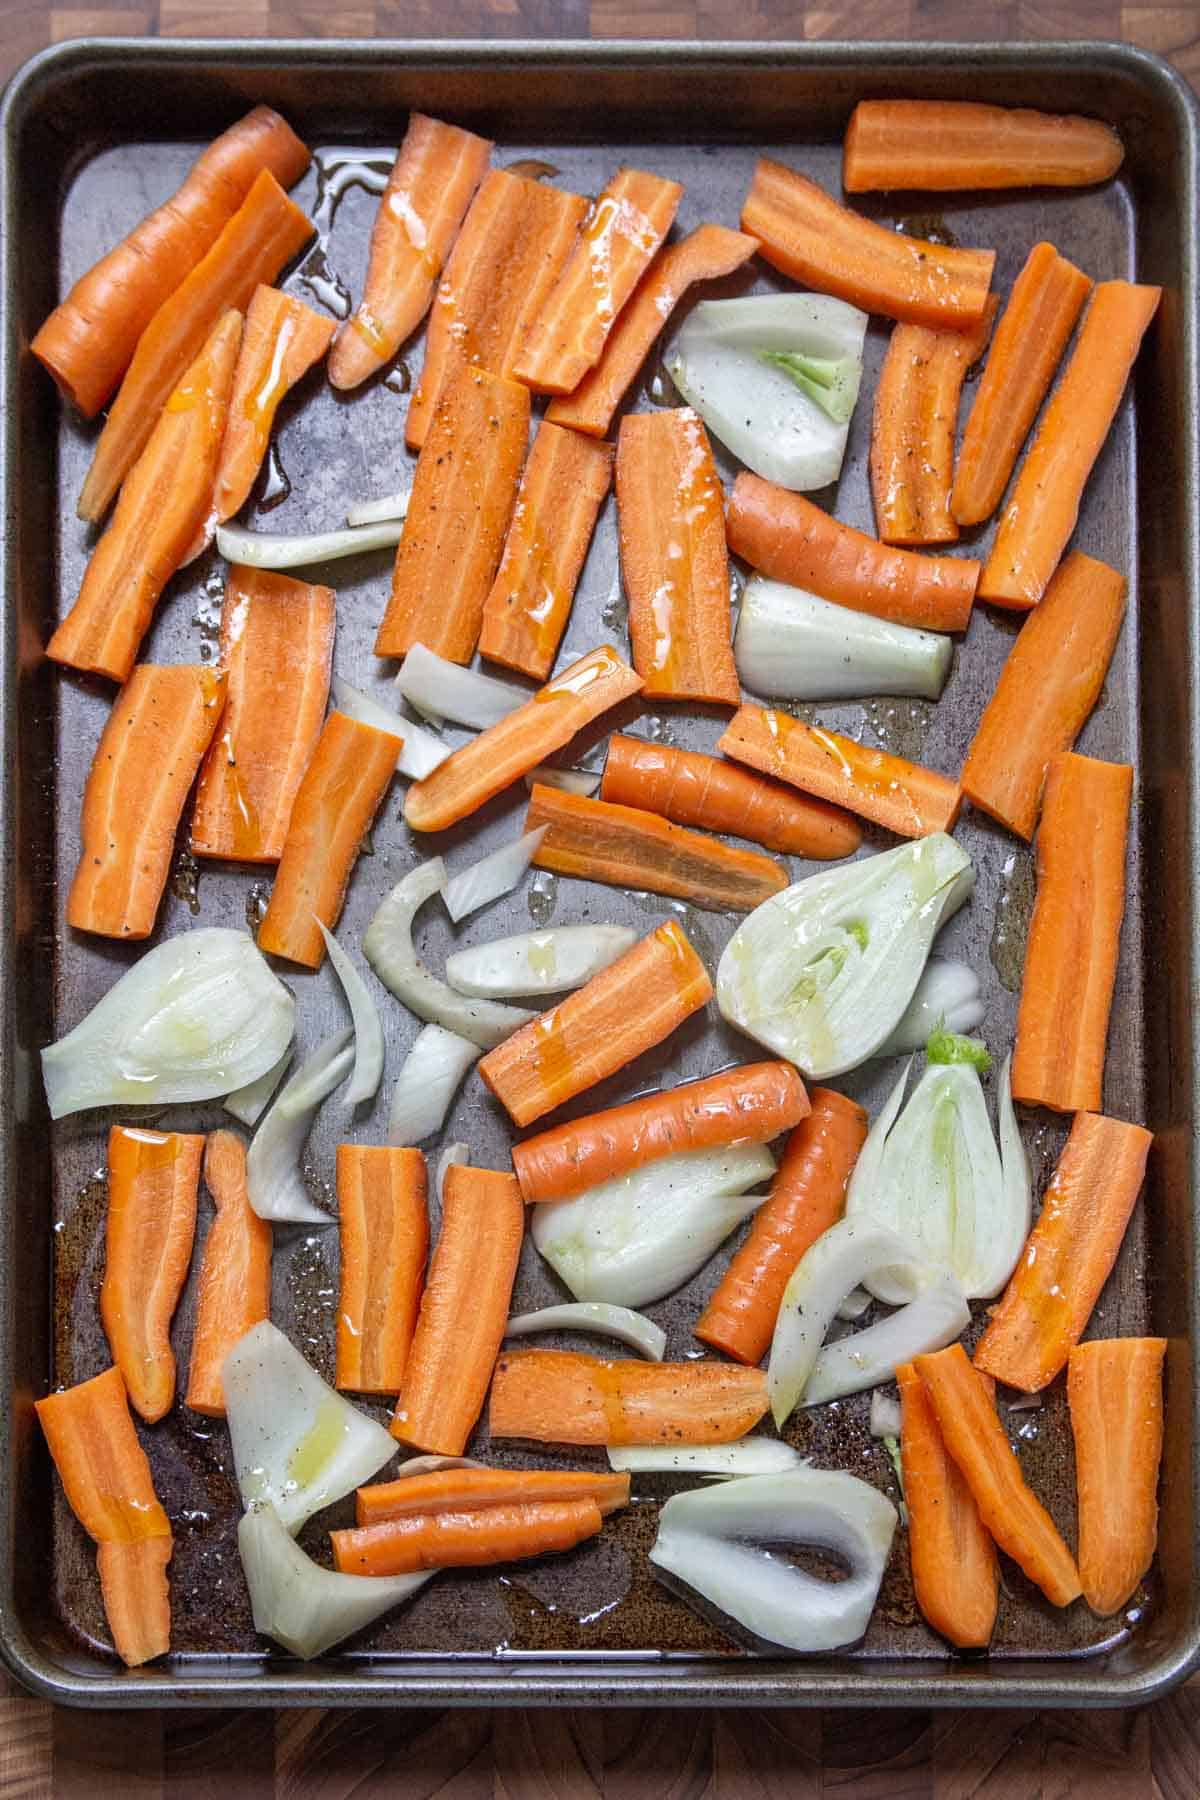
489 1348 769 1445
66 664 225 940
843 100 1124 193
525 783 789 912
616 408 741 705
356 1467 630 1525
47 310 243 683
256 712 399 970
695 1088 867 1365
403 645 643 834
32 106 309 419
184 1131 271 1418
1068 1336 1167 1616
726 473 979 634
961 553 1126 840
328 113 493 392
100 1126 203 1424
96 1539 175 1668
545 223 759 438
331 1498 604 1576
741 158 995 330
390 1166 523 1456
478 920 712 1128
375 366 530 663
212 286 334 523
404 169 589 449
512 1060 809 1206
978 282 1161 609
1010 752 1132 1112
719 704 961 840
974 1112 1152 1393
336 1146 429 1396
951 243 1091 527
915 1344 1081 1607
895 1360 998 1649
477 422 614 681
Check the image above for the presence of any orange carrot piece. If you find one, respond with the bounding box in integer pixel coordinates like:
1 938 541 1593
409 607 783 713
695 1088 867 1366
489 1348 769 1445
961 554 1126 840
48 310 243 683
616 408 740 705
895 1361 998 1649
357 1467 630 1525
742 158 995 329
478 920 712 1129
974 1112 1152 1393
514 167 684 394
96 1538 174 1667
331 1498 603 1576
256 712 399 969
328 112 493 391
951 242 1091 527
32 106 309 419
191 565 334 865
336 1146 429 1396
1010 752 1132 1113
978 281 1161 609
545 223 760 437
212 286 334 523
1068 1336 1167 1616
66 664 225 941
403 645 643 834
915 1344 1081 1606
390 1166 523 1456
184 1131 271 1418
726 473 979 634
843 100 1124 193
719 704 961 840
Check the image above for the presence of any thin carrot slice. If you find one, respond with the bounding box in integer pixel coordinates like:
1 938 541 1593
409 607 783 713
616 408 740 705
390 1166 524 1456
1010 752 1132 1112
741 158 995 330
1068 1336 1167 1616
66 664 225 941
48 310 243 683
184 1131 272 1418
961 553 1126 840
843 100 1124 193
726 474 979 634
478 920 712 1128
895 1360 998 1649
328 112 493 392
695 1088 867 1366
331 1498 603 1576
513 167 684 394
403 645 643 835
546 223 760 438
100 1126 203 1424
212 286 334 523
96 1539 174 1668
256 712 399 970
489 1348 769 1445
951 242 1091 527
337 1146 429 1397
191 565 335 865
974 1112 1152 1393
357 1467 630 1525
978 281 1161 609
32 106 309 419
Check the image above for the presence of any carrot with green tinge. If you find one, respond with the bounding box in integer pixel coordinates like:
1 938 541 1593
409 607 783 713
896 1360 998 1649
1068 1336 1167 1616
843 100 1124 192
337 1146 429 1396
331 1499 604 1575
212 285 334 524
489 1349 770 1445
185 1130 272 1418
357 1467 630 1525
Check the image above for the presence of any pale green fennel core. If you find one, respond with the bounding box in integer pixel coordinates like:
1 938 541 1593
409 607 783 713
785 920 868 1009
926 1026 992 1071
758 351 857 423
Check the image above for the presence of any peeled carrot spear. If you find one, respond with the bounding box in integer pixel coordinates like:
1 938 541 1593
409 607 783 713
477 422 614 681
726 474 979 634
489 1348 770 1445
961 553 1126 840
100 1126 203 1424
616 408 741 706
256 712 399 970
357 1467 630 1525
843 100 1124 193
1068 1336 1167 1616
328 112 493 391
212 286 334 523
951 242 1091 527
337 1146 429 1396
895 1360 998 1649
978 281 1161 609
695 1088 867 1366
390 1166 523 1455
404 645 643 834
1010 752 1132 1113
32 105 309 418
478 920 712 1128
48 310 243 683
974 1112 1152 1393
191 565 335 864
184 1130 271 1418
66 664 225 941
742 158 995 329
332 1498 604 1576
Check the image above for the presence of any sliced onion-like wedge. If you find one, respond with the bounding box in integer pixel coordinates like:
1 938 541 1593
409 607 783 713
522 765 601 796
735 575 952 703
330 676 453 780
395 643 527 730
445 925 637 999
868 1391 902 1439
435 1141 470 1207
225 1046 293 1128
246 1029 354 1225
346 490 408 528
387 1024 479 1144
608 1438 806 1477
505 1303 667 1361
443 828 547 924
836 1286 872 1322
804 1266 968 1406
876 958 984 1058
317 922 384 1106
216 518 404 569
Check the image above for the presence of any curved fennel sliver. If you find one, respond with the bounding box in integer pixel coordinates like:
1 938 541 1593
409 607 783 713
504 1303 667 1361
443 828 547 924
734 575 952 703
215 517 404 569
246 1029 354 1225
387 1023 479 1145
445 925 637 999
803 1266 969 1406
330 675 452 781
608 1438 806 1477
318 922 384 1106
239 1503 429 1660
